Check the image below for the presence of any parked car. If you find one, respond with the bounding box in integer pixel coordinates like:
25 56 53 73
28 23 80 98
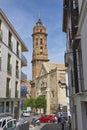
38 115 56 123
22 110 30 117
0 116 16 130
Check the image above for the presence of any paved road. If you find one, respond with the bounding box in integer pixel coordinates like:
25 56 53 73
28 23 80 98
29 123 69 130
22 116 70 130
40 123 61 130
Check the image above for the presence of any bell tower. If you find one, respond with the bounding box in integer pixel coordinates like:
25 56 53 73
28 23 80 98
32 16 49 80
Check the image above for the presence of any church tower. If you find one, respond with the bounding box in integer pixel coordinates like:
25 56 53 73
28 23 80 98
31 16 49 81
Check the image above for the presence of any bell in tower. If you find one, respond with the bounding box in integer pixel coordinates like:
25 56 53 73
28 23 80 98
31 15 49 81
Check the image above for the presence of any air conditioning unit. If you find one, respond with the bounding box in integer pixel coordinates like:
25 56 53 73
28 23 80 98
0 30 2 41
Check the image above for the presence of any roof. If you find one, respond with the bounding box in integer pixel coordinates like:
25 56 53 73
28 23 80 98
0 8 28 52
43 62 66 73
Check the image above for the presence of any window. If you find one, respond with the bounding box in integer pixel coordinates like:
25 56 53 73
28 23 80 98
6 78 10 97
0 45 1 70
8 31 12 50
36 38 38 45
0 20 2 40
16 61 19 78
16 41 20 57
40 38 43 45
7 54 12 75
73 0 78 9
0 102 4 113
40 46 43 49
77 44 84 91
40 29 42 32
15 81 18 97
0 20 1 30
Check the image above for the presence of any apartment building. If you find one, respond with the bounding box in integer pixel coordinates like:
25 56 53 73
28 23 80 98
35 62 67 114
0 9 28 119
63 0 87 130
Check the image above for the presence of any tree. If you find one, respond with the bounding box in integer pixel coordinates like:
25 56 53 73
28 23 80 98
28 97 36 108
35 95 46 113
23 97 35 109
23 98 29 108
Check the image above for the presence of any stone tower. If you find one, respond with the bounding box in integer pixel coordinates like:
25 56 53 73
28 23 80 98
31 16 49 81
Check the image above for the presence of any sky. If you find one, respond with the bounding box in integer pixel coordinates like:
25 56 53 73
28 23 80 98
0 0 66 80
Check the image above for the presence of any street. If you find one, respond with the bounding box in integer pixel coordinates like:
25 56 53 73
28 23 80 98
22 115 69 130
29 123 69 130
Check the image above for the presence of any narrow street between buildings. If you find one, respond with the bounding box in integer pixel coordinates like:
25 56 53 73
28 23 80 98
29 123 69 130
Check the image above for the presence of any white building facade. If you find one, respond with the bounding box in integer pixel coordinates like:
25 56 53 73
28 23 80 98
0 9 28 119
63 0 87 130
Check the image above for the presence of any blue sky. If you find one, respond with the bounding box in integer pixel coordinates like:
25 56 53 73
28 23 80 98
0 0 66 80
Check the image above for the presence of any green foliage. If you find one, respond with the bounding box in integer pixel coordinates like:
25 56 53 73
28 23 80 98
23 95 46 110
35 95 46 109
23 98 29 108
23 97 35 108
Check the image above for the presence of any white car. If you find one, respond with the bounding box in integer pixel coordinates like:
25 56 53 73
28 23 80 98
22 110 30 117
0 116 16 130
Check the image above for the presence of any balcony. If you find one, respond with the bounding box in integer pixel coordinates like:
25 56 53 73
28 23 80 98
72 6 79 38
21 54 27 66
0 29 3 41
7 64 12 75
72 35 81 49
21 71 27 81
64 49 73 67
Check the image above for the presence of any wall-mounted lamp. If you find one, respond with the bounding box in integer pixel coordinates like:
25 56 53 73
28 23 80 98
58 80 66 89
58 80 69 97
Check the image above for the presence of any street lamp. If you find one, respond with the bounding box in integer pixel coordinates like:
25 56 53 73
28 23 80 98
58 80 69 97
58 80 66 89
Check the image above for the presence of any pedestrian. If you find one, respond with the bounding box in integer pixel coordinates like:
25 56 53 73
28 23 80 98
57 116 61 124
61 117 65 130
68 116 71 130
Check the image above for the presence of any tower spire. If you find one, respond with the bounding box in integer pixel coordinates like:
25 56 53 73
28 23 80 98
36 13 43 26
38 12 40 20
